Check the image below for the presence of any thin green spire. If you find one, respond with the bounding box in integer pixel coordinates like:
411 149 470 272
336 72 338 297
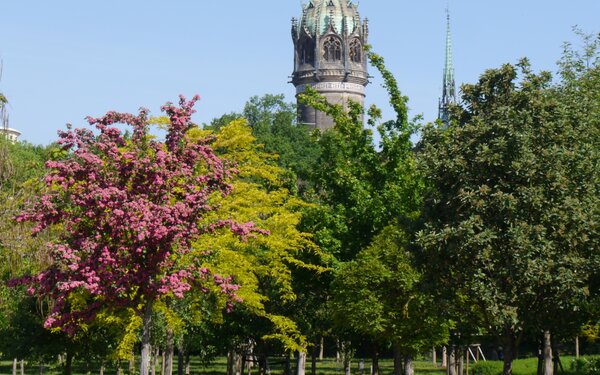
439 7 456 125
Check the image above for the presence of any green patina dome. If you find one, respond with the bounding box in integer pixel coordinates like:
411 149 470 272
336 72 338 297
301 0 361 36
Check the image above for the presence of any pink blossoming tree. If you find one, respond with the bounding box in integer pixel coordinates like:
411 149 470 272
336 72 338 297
13 96 263 375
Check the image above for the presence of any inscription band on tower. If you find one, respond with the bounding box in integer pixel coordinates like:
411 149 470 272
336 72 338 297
296 82 366 96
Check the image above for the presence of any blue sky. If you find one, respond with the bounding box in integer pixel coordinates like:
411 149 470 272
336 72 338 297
1 0 599 145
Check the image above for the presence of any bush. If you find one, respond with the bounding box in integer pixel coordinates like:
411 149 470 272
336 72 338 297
569 356 600 375
471 361 502 375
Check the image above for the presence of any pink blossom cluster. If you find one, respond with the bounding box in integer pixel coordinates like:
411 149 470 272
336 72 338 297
13 96 265 334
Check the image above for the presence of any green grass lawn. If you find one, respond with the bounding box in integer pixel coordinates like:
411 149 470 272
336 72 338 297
1 356 596 375
0 357 446 375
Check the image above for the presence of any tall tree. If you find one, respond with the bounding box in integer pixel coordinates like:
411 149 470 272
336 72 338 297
331 225 449 375
298 51 428 375
417 52 599 375
192 119 324 357
12 96 264 375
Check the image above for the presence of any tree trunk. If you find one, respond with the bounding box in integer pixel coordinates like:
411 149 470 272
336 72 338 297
502 335 515 375
319 337 324 361
457 349 464 375
404 355 414 375
285 353 292 375
371 346 379 375
432 347 437 368
297 351 306 375
575 336 579 359
152 348 159 375
100 362 105 375
447 346 456 375
393 342 402 375
185 353 190 375
140 301 154 375
13 358 17 375
161 351 166 375
311 345 318 375
341 342 351 375
177 341 185 375
117 364 122 375
164 329 175 375
63 351 73 375
442 347 447 368
228 348 243 375
344 357 351 375
542 330 552 375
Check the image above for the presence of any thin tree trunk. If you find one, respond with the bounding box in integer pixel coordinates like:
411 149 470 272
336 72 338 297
575 336 579 359
13 358 17 375
502 335 515 375
311 346 317 375
542 330 552 375
228 348 243 375
100 362 105 375
393 342 402 375
20 360 24 375
319 337 324 361
164 329 174 375
297 351 306 375
285 353 292 375
140 301 154 375
344 356 351 375
63 351 73 375
161 351 166 375
371 346 379 375
457 349 464 375
341 342 351 375
447 346 456 375
152 348 158 375
117 364 122 375
184 353 190 375
404 356 414 375
177 341 184 375
442 347 447 368
433 347 437 367
265 356 271 375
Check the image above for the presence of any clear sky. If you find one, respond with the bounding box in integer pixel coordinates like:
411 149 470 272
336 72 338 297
1 1 598 145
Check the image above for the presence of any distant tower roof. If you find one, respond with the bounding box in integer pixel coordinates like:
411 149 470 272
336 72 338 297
438 8 457 126
300 0 361 36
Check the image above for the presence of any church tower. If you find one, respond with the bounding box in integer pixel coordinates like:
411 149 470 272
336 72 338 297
438 9 457 127
291 0 369 131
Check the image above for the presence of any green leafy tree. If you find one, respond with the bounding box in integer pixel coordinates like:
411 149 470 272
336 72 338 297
298 50 430 375
331 225 449 375
417 50 599 375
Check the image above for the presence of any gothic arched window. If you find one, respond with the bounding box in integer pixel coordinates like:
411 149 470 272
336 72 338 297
300 40 315 65
323 37 342 62
349 38 362 63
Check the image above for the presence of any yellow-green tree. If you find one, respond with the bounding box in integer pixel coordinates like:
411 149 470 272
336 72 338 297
157 119 325 373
